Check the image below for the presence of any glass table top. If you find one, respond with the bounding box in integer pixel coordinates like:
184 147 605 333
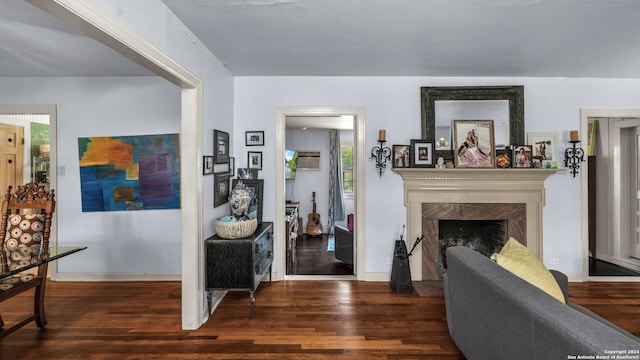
1 246 87 280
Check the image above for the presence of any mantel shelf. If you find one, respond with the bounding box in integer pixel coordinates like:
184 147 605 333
392 167 563 181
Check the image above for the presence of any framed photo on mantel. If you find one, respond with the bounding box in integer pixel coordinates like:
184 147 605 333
453 120 495 168
527 132 559 167
409 140 433 168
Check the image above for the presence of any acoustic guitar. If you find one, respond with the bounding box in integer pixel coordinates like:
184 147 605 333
306 191 322 236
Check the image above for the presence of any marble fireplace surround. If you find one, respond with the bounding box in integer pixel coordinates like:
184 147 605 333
393 168 559 281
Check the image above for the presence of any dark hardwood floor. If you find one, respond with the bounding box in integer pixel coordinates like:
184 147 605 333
291 234 353 275
1 280 639 359
589 257 640 276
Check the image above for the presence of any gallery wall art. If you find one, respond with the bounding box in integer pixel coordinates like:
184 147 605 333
78 133 180 212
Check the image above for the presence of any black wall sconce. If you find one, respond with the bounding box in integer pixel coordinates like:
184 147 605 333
371 129 391 177
564 130 584 177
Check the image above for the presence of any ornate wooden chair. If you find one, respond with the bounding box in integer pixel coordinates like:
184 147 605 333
0 182 55 337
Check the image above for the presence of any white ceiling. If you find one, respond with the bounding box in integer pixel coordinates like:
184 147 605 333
0 0 153 77
2 0 640 78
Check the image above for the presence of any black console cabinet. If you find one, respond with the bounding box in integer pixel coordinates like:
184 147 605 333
205 222 273 318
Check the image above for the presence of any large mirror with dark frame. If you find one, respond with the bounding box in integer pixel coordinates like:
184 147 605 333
421 85 525 162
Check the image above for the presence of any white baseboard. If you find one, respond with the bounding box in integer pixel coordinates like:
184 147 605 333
50 271 404 283
566 273 586 282
51 272 181 282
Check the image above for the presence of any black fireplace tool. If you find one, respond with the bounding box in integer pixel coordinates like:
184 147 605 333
390 225 423 294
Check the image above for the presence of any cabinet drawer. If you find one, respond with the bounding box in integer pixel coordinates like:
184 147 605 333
206 240 253 290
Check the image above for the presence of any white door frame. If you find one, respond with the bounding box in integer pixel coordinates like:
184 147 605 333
275 107 366 280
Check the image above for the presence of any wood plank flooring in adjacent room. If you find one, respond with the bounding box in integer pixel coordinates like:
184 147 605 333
1 280 640 359
292 234 353 275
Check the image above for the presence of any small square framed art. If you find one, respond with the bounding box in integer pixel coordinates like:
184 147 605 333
410 140 433 167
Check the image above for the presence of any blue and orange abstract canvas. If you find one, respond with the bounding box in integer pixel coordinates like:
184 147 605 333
78 134 180 212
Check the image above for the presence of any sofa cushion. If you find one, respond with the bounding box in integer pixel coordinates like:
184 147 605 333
491 237 566 303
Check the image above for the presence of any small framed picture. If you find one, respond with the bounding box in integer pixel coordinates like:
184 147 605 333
392 145 410 168
410 140 433 167
213 172 230 207
527 132 559 166
248 151 263 170
203 155 213 175
532 157 543 168
513 145 534 168
237 168 258 179
213 129 229 164
245 131 264 146
495 149 512 169
453 120 495 168
228 157 235 177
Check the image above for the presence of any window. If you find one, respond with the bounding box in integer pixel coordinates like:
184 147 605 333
341 144 354 194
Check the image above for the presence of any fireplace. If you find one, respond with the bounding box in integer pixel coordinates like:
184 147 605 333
393 168 558 281
439 219 507 271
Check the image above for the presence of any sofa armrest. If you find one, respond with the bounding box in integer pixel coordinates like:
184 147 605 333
334 225 353 267
549 270 568 303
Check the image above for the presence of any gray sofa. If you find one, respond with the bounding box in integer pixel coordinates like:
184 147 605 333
443 246 640 360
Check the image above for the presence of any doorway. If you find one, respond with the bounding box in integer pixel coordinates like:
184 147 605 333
0 123 24 194
581 109 640 280
275 107 365 281
285 116 354 275
0 104 57 267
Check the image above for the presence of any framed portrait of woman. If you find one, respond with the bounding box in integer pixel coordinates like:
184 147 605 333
453 120 495 168
513 145 534 168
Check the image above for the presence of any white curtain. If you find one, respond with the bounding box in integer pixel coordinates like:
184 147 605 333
328 130 345 235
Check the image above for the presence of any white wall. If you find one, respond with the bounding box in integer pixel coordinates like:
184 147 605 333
92 0 236 239
285 129 355 231
235 76 640 277
0 76 181 277
285 129 330 229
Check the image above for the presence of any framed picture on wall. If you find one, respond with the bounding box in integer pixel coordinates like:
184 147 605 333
213 129 229 164
248 151 262 170
228 157 235 177
203 155 213 175
214 172 230 207
245 131 264 146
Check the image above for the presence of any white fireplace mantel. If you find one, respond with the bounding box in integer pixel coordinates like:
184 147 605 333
393 168 561 281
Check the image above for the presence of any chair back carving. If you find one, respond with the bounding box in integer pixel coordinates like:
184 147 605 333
0 183 56 273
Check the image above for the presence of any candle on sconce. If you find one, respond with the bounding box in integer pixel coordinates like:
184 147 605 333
570 130 579 142
379 129 386 142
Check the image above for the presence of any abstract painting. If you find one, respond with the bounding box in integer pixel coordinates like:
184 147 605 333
78 134 180 212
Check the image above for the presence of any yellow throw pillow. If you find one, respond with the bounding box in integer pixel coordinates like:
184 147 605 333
491 237 566 303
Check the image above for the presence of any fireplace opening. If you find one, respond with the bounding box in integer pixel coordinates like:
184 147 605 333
438 219 508 273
